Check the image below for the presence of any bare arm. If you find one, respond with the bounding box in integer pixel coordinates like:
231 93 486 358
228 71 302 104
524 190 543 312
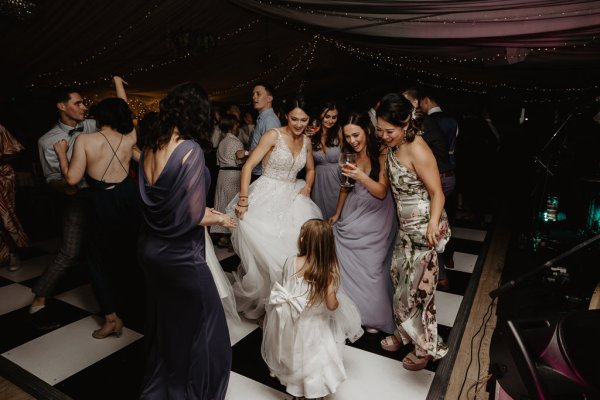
235 129 277 219
54 137 86 186
299 140 315 197
325 278 339 311
113 76 128 102
132 145 141 162
342 152 390 199
411 140 445 247
200 208 237 228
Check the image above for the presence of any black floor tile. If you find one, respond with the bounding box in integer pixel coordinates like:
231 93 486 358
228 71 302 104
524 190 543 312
56 339 146 400
0 276 13 287
0 299 91 353
444 269 472 296
452 238 484 255
220 254 240 273
231 328 287 394
19 246 52 261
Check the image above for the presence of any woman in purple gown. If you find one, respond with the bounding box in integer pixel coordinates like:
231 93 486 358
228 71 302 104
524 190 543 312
311 100 342 219
137 83 236 399
329 111 396 334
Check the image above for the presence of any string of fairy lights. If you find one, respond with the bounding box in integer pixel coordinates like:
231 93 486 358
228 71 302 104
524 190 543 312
81 93 160 120
297 35 319 93
320 36 600 95
210 41 310 98
27 1 599 104
30 18 261 89
35 0 166 81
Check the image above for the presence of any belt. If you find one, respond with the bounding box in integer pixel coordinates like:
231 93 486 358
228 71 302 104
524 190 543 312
219 166 242 171
440 170 455 177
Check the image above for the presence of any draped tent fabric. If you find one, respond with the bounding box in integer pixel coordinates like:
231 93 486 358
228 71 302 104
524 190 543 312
0 0 599 105
230 0 600 42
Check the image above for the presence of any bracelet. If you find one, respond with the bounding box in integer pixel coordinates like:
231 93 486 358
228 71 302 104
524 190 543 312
236 204 248 208
239 195 248 199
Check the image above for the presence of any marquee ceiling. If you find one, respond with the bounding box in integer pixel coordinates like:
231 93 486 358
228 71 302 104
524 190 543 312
1 0 599 106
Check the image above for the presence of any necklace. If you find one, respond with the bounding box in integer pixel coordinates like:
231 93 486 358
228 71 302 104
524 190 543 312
393 135 408 151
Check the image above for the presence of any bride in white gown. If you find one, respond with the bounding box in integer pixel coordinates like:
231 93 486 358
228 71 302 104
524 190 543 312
227 96 323 319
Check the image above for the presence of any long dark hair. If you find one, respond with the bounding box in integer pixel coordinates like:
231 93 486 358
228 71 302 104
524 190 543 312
297 219 340 308
341 111 380 181
376 92 422 142
311 100 340 150
144 82 213 151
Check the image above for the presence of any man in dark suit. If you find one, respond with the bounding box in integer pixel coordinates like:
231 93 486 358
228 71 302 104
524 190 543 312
418 87 459 285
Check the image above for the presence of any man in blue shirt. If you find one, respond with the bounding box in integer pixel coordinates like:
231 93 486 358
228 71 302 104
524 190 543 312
238 83 280 182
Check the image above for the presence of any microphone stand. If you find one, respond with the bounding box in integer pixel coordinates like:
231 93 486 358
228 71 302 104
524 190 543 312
530 111 574 250
490 233 600 299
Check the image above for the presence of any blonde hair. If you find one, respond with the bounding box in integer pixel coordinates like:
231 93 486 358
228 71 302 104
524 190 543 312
297 219 340 307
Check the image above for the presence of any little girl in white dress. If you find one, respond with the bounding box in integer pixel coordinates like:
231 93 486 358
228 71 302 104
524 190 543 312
261 219 363 399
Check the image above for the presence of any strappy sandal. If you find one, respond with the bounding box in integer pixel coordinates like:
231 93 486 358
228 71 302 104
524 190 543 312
402 351 432 371
380 335 401 352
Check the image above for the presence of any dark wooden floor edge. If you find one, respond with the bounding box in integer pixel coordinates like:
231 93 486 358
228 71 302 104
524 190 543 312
0 356 73 400
426 219 497 400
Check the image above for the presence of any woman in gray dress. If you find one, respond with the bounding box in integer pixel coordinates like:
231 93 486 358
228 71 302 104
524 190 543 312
329 111 396 334
311 100 342 219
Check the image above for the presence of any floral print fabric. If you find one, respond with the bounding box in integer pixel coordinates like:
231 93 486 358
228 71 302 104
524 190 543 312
386 149 450 360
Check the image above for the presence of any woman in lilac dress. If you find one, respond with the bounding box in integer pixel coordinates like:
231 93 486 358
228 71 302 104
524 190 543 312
311 100 342 219
137 83 236 399
329 111 396 334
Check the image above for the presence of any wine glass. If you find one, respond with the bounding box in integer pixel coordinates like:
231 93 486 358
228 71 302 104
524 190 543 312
305 117 321 137
339 152 357 188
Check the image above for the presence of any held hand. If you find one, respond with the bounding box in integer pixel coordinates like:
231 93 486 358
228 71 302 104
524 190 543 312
298 185 311 197
53 139 69 155
341 163 365 182
234 204 248 220
211 209 237 228
426 220 441 248
328 214 340 225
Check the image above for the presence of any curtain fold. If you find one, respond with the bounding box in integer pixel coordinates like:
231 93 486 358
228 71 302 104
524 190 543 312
230 0 600 42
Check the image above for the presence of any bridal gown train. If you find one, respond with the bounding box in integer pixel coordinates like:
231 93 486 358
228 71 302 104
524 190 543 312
227 129 322 319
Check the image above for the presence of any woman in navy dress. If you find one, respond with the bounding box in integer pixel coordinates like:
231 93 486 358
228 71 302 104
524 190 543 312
138 83 236 399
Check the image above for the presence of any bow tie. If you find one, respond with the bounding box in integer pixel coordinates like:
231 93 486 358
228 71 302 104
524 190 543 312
68 126 84 136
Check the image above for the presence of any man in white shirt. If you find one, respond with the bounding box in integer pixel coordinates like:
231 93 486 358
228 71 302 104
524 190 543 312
31 89 94 330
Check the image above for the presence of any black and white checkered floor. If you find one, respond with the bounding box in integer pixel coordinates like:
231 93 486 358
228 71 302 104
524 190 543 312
0 224 488 399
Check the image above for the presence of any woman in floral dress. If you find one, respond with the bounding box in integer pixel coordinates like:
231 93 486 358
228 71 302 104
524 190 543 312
375 93 450 370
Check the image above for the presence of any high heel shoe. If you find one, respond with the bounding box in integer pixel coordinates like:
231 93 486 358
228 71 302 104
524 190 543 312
92 316 123 339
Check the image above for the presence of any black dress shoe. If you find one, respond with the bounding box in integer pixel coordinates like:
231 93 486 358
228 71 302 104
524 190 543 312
30 308 61 331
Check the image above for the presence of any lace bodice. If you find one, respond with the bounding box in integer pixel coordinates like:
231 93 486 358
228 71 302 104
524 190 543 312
262 129 307 182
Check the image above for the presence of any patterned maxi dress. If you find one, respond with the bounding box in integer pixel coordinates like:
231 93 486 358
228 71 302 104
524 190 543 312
386 149 450 360
0 125 28 263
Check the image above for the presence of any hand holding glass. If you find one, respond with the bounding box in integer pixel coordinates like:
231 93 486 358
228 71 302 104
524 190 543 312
339 152 357 188
305 118 321 137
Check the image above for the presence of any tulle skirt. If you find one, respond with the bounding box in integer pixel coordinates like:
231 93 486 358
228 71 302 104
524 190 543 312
261 291 363 398
226 176 322 319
